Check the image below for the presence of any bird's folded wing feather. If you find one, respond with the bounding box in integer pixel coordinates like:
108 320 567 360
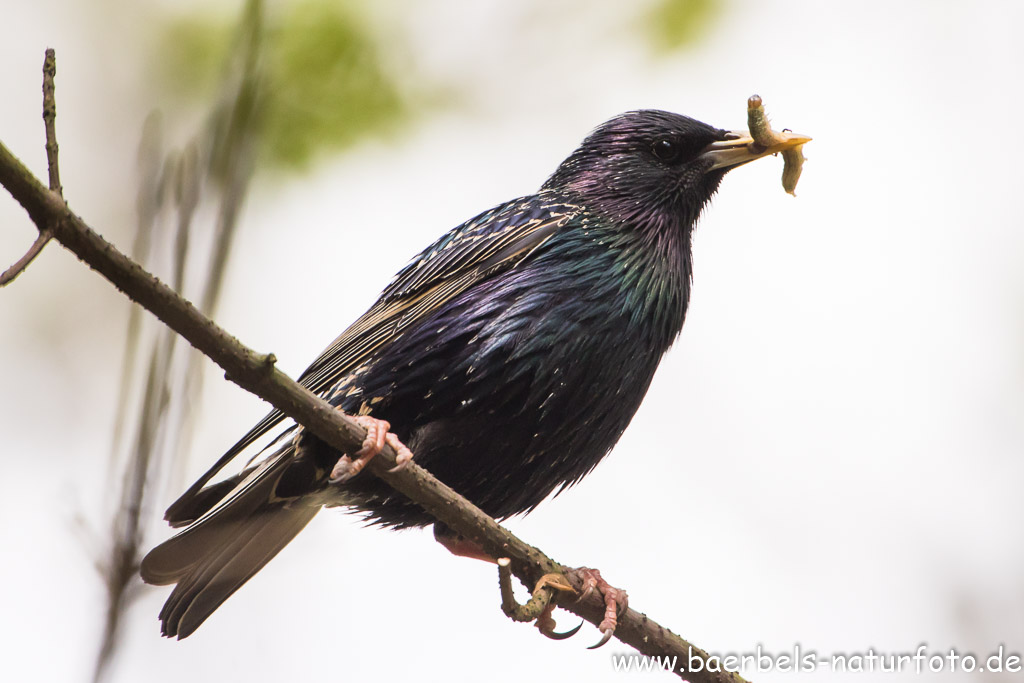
167 195 575 513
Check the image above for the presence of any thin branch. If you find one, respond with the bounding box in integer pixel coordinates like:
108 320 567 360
43 48 62 196
0 102 748 683
0 230 51 286
0 48 59 286
498 557 552 622
95 341 172 680
110 112 165 463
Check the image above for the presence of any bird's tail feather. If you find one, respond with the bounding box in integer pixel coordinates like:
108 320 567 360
141 443 320 638
163 466 256 528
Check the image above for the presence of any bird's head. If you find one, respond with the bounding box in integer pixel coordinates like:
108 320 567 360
543 109 803 233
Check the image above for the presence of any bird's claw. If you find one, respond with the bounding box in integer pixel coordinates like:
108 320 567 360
536 603 583 640
532 572 579 640
589 628 615 650
329 455 357 482
385 432 414 472
572 567 628 649
329 415 414 483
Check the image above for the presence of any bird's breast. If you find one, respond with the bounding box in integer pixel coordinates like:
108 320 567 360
332 228 691 523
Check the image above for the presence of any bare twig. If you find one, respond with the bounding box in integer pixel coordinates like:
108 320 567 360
0 230 52 285
498 557 553 622
0 48 60 286
110 112 165 462
498 560 582 641
95 343 172 680
42 48 62 196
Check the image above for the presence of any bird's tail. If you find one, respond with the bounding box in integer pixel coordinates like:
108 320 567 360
140 444 320 639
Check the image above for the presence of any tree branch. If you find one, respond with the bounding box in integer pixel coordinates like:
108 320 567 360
0 65 747 683
0 48 58 287
42 48 62 196
0 229 51 286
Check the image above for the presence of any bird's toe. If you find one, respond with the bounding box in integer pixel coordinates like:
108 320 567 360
385 432 415 472
535 602 583 641
330 414 414 483
353 415 389 457
572 567 628 649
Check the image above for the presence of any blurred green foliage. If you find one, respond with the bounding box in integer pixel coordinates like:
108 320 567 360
153 0 406 171
156 16 232 100
646 0 720 53
264 4 404 168
151 0 720 173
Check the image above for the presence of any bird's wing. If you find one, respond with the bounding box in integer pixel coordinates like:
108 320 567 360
166 195 575 520
295 195 574 393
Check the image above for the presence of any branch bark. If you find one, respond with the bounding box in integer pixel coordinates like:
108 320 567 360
0 62 748 683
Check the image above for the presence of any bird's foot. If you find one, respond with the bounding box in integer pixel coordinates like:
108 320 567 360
534 574 583 640
536 602 583 640
329 415 414 483
572 567 628 649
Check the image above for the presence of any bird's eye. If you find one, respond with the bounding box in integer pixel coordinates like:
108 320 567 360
652 138 681 163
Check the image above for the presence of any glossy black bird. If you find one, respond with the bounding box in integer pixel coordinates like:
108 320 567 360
141 109 809 639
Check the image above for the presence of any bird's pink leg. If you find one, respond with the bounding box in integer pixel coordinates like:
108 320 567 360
573 567 628 649
329 415 414 483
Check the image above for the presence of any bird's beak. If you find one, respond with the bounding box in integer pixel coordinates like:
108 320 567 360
700 129 812 172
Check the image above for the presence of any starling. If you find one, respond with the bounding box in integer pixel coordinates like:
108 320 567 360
141 108 809 640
